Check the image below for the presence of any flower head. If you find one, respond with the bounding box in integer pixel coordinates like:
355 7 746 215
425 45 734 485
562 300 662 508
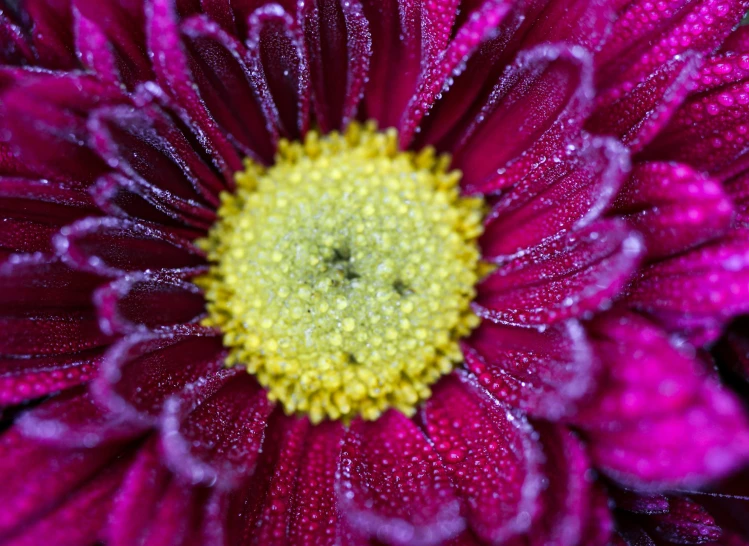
1 0 749 545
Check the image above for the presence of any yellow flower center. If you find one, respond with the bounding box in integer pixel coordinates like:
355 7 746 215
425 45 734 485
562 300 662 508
198 123 484 423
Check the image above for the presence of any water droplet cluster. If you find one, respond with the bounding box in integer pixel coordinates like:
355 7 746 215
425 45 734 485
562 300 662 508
199 122 484 423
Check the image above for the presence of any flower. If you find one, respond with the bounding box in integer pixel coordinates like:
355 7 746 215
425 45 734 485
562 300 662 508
1 1 749 545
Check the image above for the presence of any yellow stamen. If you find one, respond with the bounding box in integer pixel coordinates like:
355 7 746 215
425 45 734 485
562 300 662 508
198 122 484 423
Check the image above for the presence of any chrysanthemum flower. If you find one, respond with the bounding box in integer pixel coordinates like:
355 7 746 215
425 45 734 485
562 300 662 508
1 0 749 545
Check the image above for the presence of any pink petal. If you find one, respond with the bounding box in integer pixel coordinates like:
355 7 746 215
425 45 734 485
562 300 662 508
160 372 273 488
74 8 121 88
338 409 464 546
422 372 543 544
300 0 371 132
588 381 749 490
647 497 722 544
476 220 643 325
463 319 596 419
574 311 706 428
0 453 130 546
626 228 749 345
614 163 734 260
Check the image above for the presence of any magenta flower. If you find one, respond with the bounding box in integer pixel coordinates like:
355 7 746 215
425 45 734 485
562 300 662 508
1 1 749 545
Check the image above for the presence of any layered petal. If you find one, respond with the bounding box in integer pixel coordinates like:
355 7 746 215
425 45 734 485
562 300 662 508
422 372 542 544
475 220 643 325
338 409 463 546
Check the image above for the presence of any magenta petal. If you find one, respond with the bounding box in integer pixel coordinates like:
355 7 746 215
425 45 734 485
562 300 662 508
588 52 701 153
626 228 749 344
525 425 591 546
0 350 100 407
578 484 614 546
338 409 464 546
138 479 202 546
107 438 171 546
57 216 205 276
147 0 244 176
588 381 749 490
300 0 371 132
0 428 123 536
21 0 78 69
238 416 348 545
422 372 542 544
647 497 722 544
92 325 226 425
463 319 596 420
17 387 144 448
614 163 734 260
0 453 129 546
574 311 705 428
476 220 643 325
180 14 279 162
451 44 595 195
399 0 515 147
95 271 206 334
645 51 749 177
160 372 273 488
74 8 121 88
480 136 627 257
247 4 311 139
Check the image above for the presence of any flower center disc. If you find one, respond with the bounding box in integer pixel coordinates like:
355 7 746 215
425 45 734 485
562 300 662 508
200 123 484 423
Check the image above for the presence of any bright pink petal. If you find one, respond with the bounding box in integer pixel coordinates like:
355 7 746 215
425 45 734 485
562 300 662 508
422 372 542 544
614 163 734 260
338 409 464 546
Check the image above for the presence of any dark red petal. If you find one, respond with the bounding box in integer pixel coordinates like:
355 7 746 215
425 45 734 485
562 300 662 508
422 372 543 544
95 271 206 335
22 0 78 69
525 424 591 546
300 0 371 132
0 428 123 536
0 453 129 546
247 4 311 139
480 136 627 257
0 73 124 183
160 372 273 488
578 484 614 546
92 325 226 425
88 102 225 209
647 497 722 544
138 479 203 546
338 409 464 546
614 163 734 260
0 311 111 357
399 0 515 147
17 387 144 448
148 0 244 177
57 216 205 277
588 52 701 153
463 319 596 419
476 220 643 325
626 229 749 345
0 254 102 313
449 45 596 196
588 381 749 490
574 311 705 428
107 437 171 546
0 350 100 407
180 14 279 162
